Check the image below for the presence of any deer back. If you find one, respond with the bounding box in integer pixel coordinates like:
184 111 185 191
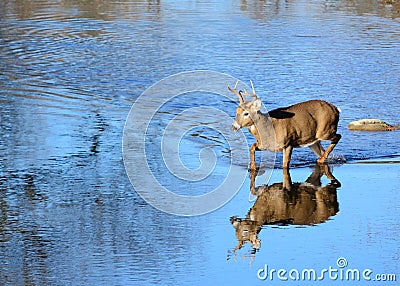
249 182 339 226
256 100 340 151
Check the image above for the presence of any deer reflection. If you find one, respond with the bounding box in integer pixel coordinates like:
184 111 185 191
230 165 340 254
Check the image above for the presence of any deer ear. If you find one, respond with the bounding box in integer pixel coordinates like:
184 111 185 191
251 99 262 112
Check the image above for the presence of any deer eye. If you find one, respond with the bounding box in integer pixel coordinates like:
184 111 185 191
243 112 249 117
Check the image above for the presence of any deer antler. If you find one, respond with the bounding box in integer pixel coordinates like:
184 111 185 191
240 80 257 98
228 80 245 104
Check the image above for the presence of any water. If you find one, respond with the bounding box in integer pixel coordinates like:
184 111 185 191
1 0 399 285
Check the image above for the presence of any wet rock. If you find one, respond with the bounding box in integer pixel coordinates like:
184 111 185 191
347 119 399 131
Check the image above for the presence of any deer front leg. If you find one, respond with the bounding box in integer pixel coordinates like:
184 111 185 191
249 168 258 195
249 142 258 171
282 145 293 169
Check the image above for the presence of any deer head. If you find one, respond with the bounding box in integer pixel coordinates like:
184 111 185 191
228 80 262 132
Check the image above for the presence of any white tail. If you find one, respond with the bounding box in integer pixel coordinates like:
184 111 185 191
228 80 341 169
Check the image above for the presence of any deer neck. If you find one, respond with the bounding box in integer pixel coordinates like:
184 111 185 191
247 112 277 151
248 124 261 142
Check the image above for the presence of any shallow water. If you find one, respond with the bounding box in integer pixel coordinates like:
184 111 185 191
1 0 399 285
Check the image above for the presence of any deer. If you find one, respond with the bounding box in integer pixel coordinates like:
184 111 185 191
228 80 341 170
230 165 340 254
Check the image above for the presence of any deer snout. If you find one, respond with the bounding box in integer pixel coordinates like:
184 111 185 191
230 216 242 228
231 121 241 132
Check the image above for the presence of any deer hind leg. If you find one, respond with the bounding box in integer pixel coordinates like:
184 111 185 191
317 134 341 164
322 164 341 186
309 141 325 157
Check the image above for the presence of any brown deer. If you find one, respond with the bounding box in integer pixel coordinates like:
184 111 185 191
228 80 341 169
230 165 340 254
